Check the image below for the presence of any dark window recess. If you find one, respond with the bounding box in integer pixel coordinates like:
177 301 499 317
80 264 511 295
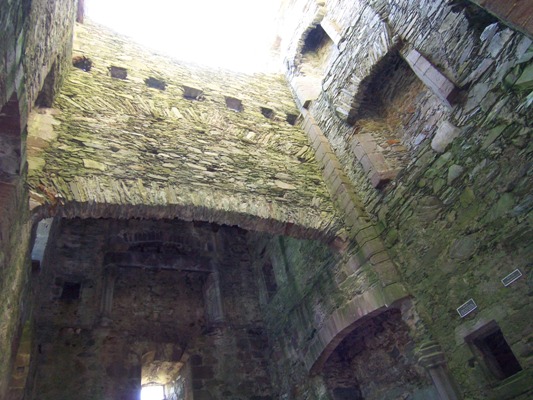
109 66 128 80
145 77 167 90
72 55 92 72
60 282 81 300
260 107 274 119
286 113 299 126
468 322 522 380
225 96 243 112
332 387 363 400
182 85 204 101
36 61 57 107
31 260 40 273
262 262 277 299
449 0 498 34
302 24 330 53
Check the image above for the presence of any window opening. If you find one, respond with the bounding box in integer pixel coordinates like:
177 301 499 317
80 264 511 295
467 322 522 380
286 113 299 126
72 55 93 72
449 0 498 34
182 85 204 101
225 96 243 112
109 66 128 79
260 107 274 119
145 77 167 91
300 24 334 76
60 282 81 300
141 384 165 400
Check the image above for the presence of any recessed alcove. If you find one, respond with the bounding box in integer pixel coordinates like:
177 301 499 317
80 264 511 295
349 50 448 187
300 24 334 76
466 321 522 380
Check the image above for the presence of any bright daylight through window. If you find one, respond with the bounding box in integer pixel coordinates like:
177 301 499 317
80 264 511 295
141 384 165 400
85 0 283 72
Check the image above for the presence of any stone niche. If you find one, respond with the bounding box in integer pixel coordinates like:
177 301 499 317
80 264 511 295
348 50 448 187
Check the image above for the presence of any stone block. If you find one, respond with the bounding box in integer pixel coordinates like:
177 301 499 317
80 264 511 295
431 121 461 153
404 49 459 107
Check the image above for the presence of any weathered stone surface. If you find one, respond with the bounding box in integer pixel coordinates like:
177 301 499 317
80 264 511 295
276 0 533 399
27 22 342 240
431 120 461 153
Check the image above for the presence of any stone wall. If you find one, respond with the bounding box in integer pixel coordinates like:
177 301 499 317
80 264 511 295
247 231 414 399
27 21 342 241
0 0 76 396
279 0 533 398
29 218 273 400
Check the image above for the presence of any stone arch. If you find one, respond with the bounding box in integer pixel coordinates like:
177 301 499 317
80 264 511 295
30 201 340 243
320 306 435 400
303 284 410 374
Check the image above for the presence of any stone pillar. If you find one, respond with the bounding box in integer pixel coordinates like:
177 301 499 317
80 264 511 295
418 341 461 400
203 271 224 325
100 265 119 326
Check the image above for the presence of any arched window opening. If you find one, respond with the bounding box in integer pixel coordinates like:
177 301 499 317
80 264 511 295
299 24 334 78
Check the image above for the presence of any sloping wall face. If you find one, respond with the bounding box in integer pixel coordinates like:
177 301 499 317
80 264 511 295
0 0 76 397
279 0 533 398
27 22 342 240
29 218 273 400
246 231 420 399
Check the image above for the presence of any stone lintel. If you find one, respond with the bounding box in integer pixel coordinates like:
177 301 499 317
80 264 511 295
403 49 460 108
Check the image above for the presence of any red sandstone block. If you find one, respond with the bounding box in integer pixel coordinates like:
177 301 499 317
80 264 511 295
366 152 388 173
322 158 339 183
316 140 333 165
359 154 374 174
351 141 367 161
357 133 377 153
373 259 401 286
355 225 379 246
361 237 386 259
370 250 391 265
369 169 398 188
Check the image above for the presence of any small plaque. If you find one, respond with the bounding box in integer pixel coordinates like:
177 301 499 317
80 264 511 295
502 269 522 287
457 299 477 318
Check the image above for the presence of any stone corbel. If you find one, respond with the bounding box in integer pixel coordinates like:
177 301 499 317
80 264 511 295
418 341 461 400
